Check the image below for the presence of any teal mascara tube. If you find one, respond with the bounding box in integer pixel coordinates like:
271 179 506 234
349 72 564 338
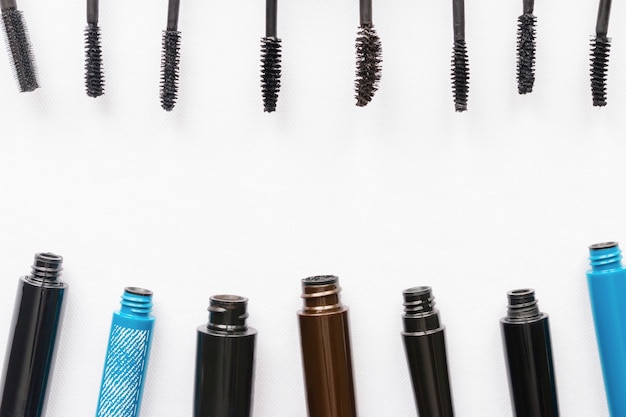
587 242 626 417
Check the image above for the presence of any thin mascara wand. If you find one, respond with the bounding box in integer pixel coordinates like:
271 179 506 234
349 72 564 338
1 0 38 92
451 0 468 111
516 0 536 94
355 0 381 106
590 0 611 106
160 0 181 111
85 0 104 97
261 0 281 112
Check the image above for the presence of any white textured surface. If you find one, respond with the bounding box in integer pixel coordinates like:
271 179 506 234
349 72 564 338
0 0 620 415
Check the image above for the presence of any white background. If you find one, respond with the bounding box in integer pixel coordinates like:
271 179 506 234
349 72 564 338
0 0 622 414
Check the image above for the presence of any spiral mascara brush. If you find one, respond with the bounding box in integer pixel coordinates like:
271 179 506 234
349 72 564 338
354 0 382 106
516 0 536 94
85 0 104 97
590 0 611 106
451 0 469 111
160 0 181 111
260 0 281 112
1 0 37 92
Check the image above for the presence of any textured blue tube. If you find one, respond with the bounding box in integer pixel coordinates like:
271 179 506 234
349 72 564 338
95 287 155 417
587 242 626 417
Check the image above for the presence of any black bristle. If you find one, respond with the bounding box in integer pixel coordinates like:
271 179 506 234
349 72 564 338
451 39 469 112
517 13 536 94
1 8 38 92
260 37 281 113
160 30 180 111
84 23 104 97
590 36 610 107
355 23 382 107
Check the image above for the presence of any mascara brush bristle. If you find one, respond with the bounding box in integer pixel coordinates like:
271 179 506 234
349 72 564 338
260 37 281 113
517 13 536 94
451 39 469 112
160 29 180 111
355 23 382 107
1 8 38 92
590 36 610 107
84 23 104 97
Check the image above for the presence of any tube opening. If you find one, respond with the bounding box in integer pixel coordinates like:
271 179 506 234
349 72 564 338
125 287 153 297
590 241 619 250
302 275 338 286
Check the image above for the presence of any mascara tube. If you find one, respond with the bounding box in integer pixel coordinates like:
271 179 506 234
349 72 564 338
0 253 68 417
401 287 454 417
298 275 358 417
194 295 257 417
95 287 155 417
587 242 626 417
500 289 559 417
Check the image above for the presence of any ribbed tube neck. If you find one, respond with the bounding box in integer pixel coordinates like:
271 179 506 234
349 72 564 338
505 289 541 321
589 242 623 272
300 275 343 314
207 295 249 332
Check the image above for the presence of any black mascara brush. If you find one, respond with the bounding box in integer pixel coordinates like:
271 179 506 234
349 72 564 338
160 0 181 111
517 0 536 94
85 0 104 97
260 0 281 112
1 0 38 92
354 0 382 107
590 0 611 106
451 0 469 111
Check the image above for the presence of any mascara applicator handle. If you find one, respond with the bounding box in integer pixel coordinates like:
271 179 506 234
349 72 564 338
167 0 181 31
452 0 465 40
0 0 17 11
87 0 98 24
359 0 372 25
522 0 534 15
596 0 611 37
266 0 277 37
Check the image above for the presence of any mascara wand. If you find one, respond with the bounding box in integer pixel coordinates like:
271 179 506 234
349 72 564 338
355 0 382 106
85 0 104 97
260 0 281 112
1 0 38 92
590 0 611 106
451 0 469 111
517 0 536 94
160 0 181 111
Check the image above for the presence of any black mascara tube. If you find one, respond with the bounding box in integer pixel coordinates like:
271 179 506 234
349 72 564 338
401 287 454 417
501 289 559 417
194 295 257 417
0 253 68 417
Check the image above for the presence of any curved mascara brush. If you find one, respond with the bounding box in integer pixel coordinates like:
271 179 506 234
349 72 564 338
1 0 38 92
451 0 468 111
160 0 181 111
590 0 611 106
517 0 536 94
85 0 104 97
260 0 281 112
355 0 382 106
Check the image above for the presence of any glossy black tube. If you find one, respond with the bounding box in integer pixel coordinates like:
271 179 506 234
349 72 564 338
194 295 256 417
0 253 68 417
501 289 559 417
401 287 454 417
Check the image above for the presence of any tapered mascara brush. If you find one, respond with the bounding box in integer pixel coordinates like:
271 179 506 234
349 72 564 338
517 0 536 94
260 0 281 112
160 0 181 111
590 0 611 106
85 0 104 97
451 0 469 111
355 0 382 106
1 0 38 92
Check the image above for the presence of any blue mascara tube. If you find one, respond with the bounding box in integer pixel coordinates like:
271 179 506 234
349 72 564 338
587 242 626 417
95 287 155 417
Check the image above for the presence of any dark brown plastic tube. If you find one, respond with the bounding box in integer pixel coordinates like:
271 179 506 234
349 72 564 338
298 276 358 417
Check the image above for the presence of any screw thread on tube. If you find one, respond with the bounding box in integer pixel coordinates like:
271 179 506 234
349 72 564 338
30 252 63 282
587 242 626 417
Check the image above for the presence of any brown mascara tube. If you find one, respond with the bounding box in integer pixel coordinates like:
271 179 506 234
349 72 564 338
298 275 358 417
